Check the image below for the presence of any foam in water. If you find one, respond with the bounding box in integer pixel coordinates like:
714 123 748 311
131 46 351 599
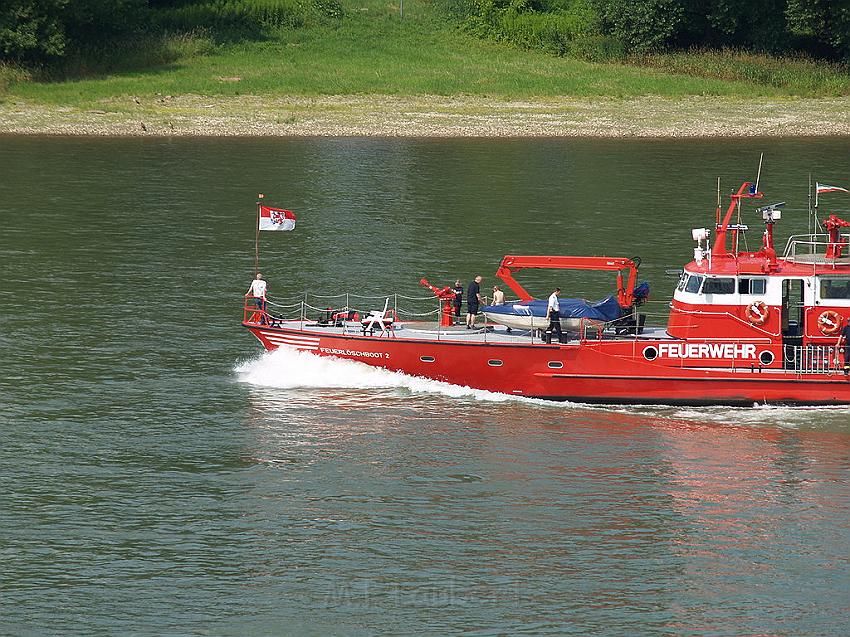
235 346 546 404
235 347 850 425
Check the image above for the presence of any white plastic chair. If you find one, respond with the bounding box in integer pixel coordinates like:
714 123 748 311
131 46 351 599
361 298 395 336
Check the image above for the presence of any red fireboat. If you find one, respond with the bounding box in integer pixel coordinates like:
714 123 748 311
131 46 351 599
243 181 850 406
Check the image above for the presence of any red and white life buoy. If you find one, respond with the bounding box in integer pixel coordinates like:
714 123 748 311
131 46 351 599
817 310 842 335
745 301 769 326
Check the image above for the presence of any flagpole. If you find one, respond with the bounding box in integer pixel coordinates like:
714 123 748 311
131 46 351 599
255 193 264 276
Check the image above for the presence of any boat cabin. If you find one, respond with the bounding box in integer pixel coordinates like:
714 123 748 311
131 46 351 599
667 181 850 367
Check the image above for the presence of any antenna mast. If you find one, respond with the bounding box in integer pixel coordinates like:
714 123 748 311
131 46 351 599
716 177 721 226
807 174 813 235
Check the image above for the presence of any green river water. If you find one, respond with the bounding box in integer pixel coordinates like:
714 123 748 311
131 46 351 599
1 136 849 635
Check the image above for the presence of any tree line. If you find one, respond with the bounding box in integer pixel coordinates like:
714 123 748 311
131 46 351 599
2 0 849 66
0 0 338 65
448 0 850 61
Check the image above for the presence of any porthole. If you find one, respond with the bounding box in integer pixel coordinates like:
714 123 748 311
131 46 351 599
420 356 435 363
548 361 564 369
643 346 658 361
488 359 504 367
759 350 774 366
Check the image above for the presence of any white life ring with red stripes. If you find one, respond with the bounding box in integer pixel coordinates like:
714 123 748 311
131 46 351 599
817 310 842 335
745 301 769 326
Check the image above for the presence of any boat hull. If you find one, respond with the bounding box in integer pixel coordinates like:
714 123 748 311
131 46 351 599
244 322 850 406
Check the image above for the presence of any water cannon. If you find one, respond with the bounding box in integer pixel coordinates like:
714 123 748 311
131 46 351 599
420 277 457 327
757 201 785 222
420 277 455 299
824 214 850 260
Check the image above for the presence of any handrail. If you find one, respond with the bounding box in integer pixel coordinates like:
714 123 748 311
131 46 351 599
783 233 850 263
245 291 446 326
786 345 841 375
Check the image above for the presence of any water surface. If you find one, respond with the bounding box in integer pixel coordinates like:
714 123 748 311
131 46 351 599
2 136 850 635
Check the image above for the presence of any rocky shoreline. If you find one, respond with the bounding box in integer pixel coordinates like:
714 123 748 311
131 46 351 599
2 94 850 137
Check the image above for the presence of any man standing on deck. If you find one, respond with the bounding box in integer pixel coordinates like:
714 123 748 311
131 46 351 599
837 316 850 376
545 287 562 344
246 273 267 311
466 275 483 329
453 279 464 324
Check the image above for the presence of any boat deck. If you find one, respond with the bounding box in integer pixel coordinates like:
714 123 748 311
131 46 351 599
259 318 675 345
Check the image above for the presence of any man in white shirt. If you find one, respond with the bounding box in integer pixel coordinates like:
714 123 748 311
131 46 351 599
246 273 267 310
546 287 562 344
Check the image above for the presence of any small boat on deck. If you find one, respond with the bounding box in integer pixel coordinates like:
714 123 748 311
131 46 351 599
482 285 648 332
243 179 850 406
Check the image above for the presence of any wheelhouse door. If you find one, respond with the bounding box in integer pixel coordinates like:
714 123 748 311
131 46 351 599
781 278 806 367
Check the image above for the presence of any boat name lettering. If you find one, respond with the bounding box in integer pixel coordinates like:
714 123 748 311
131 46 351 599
656 343 757 359
319 347 388 359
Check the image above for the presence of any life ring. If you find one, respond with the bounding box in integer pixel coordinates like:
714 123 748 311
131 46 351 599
817 310 842 335
745 301 769 326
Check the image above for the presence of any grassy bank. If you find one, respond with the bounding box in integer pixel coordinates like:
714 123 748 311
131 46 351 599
5 0 850 103
1 0 850 136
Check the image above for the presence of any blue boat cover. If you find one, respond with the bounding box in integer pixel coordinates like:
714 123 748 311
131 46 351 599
633 281 650 301
483 295 624 322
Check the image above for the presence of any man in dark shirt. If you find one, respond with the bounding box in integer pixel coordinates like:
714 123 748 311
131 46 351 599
466 275 483 329
453 279 463 323
837 316 850 376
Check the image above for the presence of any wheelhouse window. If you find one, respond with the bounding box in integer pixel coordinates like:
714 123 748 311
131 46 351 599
684 275 704 294
739 278 766 295
677 273 689 292
820 278 850 299
703 277 735 295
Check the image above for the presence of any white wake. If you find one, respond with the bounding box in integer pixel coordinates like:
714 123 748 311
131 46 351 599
234 347 850 427
234 346 551 404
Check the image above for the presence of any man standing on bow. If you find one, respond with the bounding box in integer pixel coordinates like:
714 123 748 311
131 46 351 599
246 272 267 311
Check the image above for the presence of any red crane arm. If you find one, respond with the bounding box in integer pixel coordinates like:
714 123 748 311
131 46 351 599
495 255 639 306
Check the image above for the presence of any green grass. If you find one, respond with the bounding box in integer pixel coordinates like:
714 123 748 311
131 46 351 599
3 0 849 106
637 48 850 97
0 63 32 94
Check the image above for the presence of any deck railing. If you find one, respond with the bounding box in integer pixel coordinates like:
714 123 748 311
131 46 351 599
782 233 850 265
785 345 843 375
245 292 673 345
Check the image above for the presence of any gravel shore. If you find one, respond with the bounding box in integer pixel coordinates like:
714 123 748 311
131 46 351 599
2 94 850 137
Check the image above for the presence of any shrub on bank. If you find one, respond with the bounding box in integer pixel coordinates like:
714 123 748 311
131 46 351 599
447 0 850 63
0 0 343 67
57 31 216 78
637 48 850 97
155 0 343 39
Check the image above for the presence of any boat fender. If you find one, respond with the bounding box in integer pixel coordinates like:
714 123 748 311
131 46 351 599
817 310 842 335
745 301 769 326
